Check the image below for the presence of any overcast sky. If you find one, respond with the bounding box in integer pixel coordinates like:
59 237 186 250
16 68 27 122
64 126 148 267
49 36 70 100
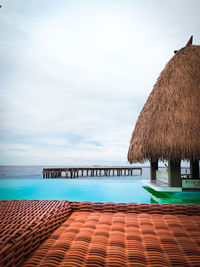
0 0 200 166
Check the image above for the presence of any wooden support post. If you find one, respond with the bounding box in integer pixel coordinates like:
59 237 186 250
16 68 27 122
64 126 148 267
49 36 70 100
190 160 199 179
168 160 181 187
150 159 158 182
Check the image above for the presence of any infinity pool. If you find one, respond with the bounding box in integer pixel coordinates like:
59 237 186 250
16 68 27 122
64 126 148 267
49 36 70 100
0 179 200 204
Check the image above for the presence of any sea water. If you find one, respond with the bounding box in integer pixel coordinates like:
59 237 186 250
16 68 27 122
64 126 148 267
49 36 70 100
0 166 150 180
0 166 200 204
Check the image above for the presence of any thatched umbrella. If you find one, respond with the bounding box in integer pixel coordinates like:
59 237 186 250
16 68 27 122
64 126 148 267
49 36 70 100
128 36 200 186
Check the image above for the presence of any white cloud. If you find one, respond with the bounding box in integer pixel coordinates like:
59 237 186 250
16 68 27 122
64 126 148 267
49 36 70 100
0 0 200 165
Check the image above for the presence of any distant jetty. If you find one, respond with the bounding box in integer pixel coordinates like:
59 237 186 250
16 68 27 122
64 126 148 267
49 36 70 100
43 167 142 178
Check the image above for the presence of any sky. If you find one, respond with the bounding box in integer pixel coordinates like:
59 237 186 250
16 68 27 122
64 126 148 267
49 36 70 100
0 0 200 166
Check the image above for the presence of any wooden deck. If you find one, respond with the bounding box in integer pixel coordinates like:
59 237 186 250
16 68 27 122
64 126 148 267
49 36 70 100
43 167 142 178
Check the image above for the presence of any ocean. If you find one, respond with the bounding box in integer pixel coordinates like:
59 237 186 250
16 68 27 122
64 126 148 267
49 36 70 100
1 166 199 204
0 165 190 180
0 166 151 180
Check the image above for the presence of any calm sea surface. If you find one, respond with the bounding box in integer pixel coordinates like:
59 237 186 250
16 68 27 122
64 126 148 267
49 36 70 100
0 166 199 204
0 166 151 180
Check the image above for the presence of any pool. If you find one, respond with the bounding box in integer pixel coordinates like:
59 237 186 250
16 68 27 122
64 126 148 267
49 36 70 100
0 179 200 204
1 178 200 204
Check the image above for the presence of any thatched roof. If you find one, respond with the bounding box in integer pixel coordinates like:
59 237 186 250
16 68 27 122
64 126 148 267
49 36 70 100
128 37 200 163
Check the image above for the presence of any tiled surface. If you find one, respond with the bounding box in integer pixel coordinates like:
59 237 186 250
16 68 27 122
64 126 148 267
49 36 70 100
142 180 182 192
1 200 200 267
24 211 200 266
0 200 71 267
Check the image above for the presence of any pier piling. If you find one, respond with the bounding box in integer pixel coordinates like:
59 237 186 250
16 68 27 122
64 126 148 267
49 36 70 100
43 167 142 179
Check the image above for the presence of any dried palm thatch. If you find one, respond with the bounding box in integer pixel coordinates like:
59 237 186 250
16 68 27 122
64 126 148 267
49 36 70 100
128 37 200 163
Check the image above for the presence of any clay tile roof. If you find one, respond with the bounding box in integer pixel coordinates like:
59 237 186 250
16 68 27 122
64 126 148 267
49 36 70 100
1 200 200 266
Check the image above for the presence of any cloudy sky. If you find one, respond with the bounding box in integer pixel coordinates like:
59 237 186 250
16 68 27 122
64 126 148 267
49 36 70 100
0 0 200 166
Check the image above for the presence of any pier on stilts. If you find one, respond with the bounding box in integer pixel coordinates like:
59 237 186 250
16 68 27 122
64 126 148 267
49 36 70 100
43 167 142 179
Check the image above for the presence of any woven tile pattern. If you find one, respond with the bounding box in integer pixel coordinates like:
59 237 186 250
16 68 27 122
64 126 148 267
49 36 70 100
23 211 200 267
1 201 200 266
70 201 200 215
0 200 71 267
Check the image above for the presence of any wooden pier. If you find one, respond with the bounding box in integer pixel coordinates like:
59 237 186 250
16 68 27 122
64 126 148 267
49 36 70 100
43 167 142 178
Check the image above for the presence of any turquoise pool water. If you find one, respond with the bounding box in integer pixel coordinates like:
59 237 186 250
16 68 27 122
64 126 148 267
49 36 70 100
0 179 200 204
0 179 150 203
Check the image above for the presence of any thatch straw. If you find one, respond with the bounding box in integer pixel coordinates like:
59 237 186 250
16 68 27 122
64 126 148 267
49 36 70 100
128 40 200 163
